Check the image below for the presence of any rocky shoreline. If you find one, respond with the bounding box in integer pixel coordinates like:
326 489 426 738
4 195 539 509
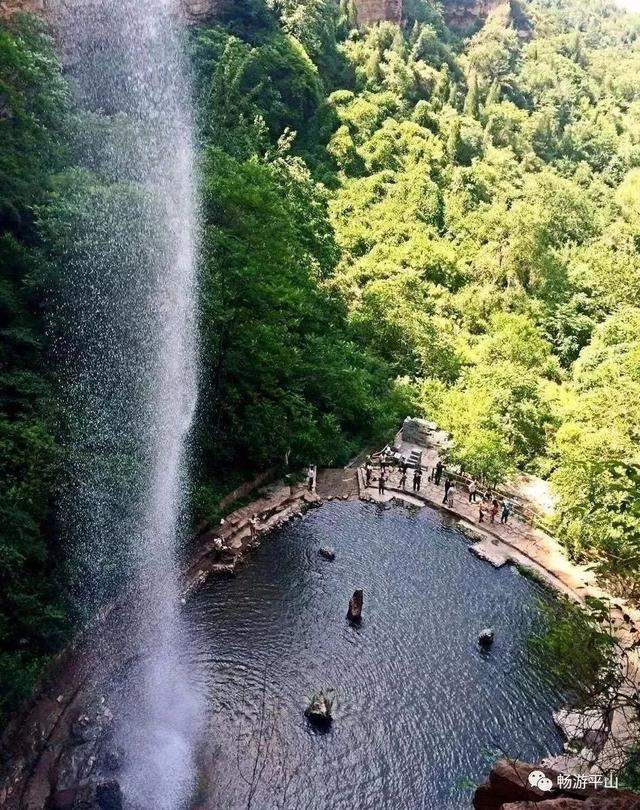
474 759 640 809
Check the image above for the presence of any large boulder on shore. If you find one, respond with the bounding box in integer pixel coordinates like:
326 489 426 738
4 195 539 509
473 759 640 809
473 760 560 808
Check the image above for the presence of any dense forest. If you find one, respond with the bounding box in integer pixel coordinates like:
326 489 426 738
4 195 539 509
1 0 640 722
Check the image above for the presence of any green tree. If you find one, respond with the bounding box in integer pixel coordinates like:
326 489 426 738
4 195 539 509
0 14 72 721
464 71 480 119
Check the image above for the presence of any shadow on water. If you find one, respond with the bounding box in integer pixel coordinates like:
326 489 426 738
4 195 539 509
188 500 566 810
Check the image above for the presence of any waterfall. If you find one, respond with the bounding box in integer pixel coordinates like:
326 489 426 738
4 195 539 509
56 1 203 807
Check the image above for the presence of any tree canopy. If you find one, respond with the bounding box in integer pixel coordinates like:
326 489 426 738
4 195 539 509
2 0 640 721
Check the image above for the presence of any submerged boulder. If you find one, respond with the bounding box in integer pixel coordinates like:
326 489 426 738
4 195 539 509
318 547 336 561
347 589 364 624
305 690 334 726
96 781 123 810
479 628 495 647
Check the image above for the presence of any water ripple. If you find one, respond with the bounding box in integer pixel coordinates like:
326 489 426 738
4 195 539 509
188 501 565 810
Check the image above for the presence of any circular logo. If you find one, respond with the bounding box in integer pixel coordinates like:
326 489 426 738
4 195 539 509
528 770 553 792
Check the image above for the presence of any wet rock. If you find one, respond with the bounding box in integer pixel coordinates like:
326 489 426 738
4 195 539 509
102 745 123 773
479 628 495 647
347 589 363 624
458 522 485 542
54 704 117 799
96 781 123 810
49 788 77 809
305 690 333 727
71 714 100 743
55 745 98 793
318 547 336 561
70 783 97 810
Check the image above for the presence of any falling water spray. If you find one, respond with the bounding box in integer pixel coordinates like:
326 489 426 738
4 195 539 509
56 1 204 807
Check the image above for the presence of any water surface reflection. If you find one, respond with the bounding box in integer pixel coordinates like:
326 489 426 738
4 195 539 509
189 500 565 809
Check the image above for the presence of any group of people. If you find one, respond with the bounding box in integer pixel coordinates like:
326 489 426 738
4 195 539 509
477 492 512 525
365 455 424 495
443 478 513 524
364 454 514 526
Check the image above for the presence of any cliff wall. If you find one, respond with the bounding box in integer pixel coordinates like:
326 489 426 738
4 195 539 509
442 0 506 29
0 0 225 24
355 0 402 25
353 0 506 27
0 0 512 30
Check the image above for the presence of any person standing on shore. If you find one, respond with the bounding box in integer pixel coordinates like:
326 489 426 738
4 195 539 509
413 467 422 492
490 498 499 523
365 462 373 487
307 464 315 492
249 514 258 539
468 480 477 503
478 502 485 523
378 469 386 495
447 484 455 508
501 500 511 525
442 477 452 504
400 466 407 489
434 460 444 486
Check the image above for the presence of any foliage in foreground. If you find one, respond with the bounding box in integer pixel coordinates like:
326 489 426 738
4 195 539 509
530 595 640 775
0 15 71 722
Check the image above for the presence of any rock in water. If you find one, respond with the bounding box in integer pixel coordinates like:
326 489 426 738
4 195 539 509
479 628 495 647
305 690 334 726
96 781 123 810
319 546 336 561
347 589 364 624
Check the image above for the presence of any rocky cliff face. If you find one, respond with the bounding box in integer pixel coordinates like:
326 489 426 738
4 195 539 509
354 0 402 25
0 0 519 31
352 0 505 28
0 0 224 23
443 0 506 29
